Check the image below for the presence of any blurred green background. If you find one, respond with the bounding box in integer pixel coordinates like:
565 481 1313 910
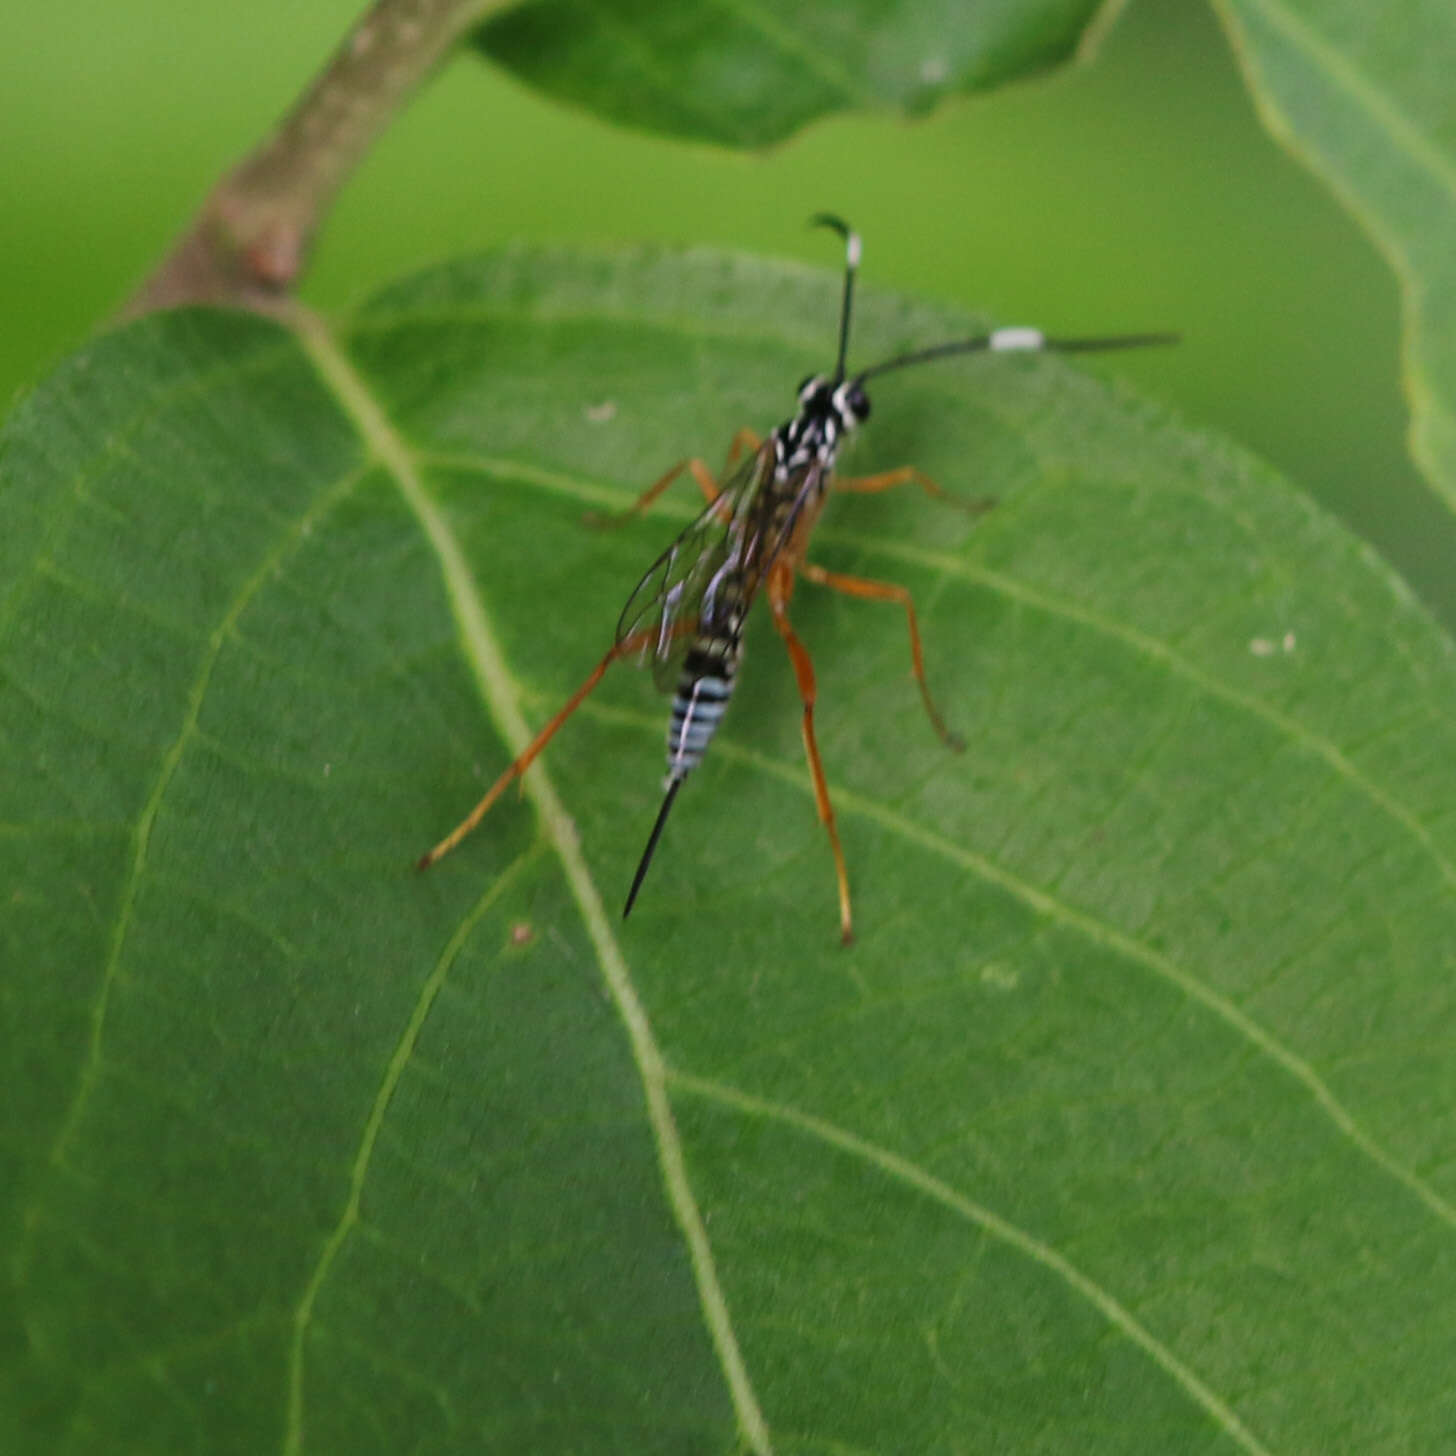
4 1 1452 624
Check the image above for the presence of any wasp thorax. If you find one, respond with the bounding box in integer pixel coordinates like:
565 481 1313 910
796 375 832 411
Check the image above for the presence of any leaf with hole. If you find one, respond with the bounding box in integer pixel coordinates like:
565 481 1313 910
3 246 1456 1452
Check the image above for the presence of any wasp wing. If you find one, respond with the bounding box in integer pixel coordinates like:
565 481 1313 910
615 442 775 691
755 455 825 583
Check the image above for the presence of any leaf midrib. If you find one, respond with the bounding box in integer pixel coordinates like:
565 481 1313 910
292 306 774 1456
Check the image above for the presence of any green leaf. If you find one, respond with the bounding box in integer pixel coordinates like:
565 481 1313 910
473 0 1109 147
5 245 1456 1452
1212 0 1456 510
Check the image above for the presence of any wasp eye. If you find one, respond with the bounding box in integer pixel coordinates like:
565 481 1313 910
846 384 871 422
796 374 819 399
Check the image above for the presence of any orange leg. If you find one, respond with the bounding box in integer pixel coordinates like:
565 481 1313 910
585 457 720 528
587 428 764 528
768 577 854 946
418 626 669 870
833 463 993 517
720 426 763 471
800 562 965 753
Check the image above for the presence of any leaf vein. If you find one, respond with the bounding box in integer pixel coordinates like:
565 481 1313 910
574 1 759 143
571 691 1456 1235
668 1070 1274 1456
282 848 537 1456
1221 0 1456 203
691 0 871 107
867 538 1456 893
13 460 369 1284
0 338 298 651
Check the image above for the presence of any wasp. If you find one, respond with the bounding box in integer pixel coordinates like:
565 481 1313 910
420 216 1172 942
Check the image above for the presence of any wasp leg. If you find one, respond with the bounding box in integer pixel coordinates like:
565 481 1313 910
833 464 993 516
678 428 764 519
682 427 762 520
720 426 763 471
800 561 965 753
585 457 721 529
587 428 763 530
418 627 668 870
768 579 854 946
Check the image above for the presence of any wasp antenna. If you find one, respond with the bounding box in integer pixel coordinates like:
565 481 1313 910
623 777 685 920
855 328 1177 384
809 213 861 382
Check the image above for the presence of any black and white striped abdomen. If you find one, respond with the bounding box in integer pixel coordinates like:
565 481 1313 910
666 640 739 781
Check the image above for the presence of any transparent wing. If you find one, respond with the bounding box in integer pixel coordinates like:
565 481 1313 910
615 442 774 691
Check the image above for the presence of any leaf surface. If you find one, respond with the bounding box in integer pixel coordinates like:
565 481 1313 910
1212 0 1456 509
4 247 1456 1452
472 0 1110 146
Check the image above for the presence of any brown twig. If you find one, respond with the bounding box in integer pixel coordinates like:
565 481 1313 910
125 0 511 317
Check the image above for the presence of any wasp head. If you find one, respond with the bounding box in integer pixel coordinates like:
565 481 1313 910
796 374 871 433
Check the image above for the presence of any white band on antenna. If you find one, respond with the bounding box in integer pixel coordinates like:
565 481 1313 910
989 327 1045 352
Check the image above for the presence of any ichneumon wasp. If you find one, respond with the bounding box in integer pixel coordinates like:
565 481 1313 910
419 216 1173 942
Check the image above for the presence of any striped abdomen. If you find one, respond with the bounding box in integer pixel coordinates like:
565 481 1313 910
666 635 740 781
